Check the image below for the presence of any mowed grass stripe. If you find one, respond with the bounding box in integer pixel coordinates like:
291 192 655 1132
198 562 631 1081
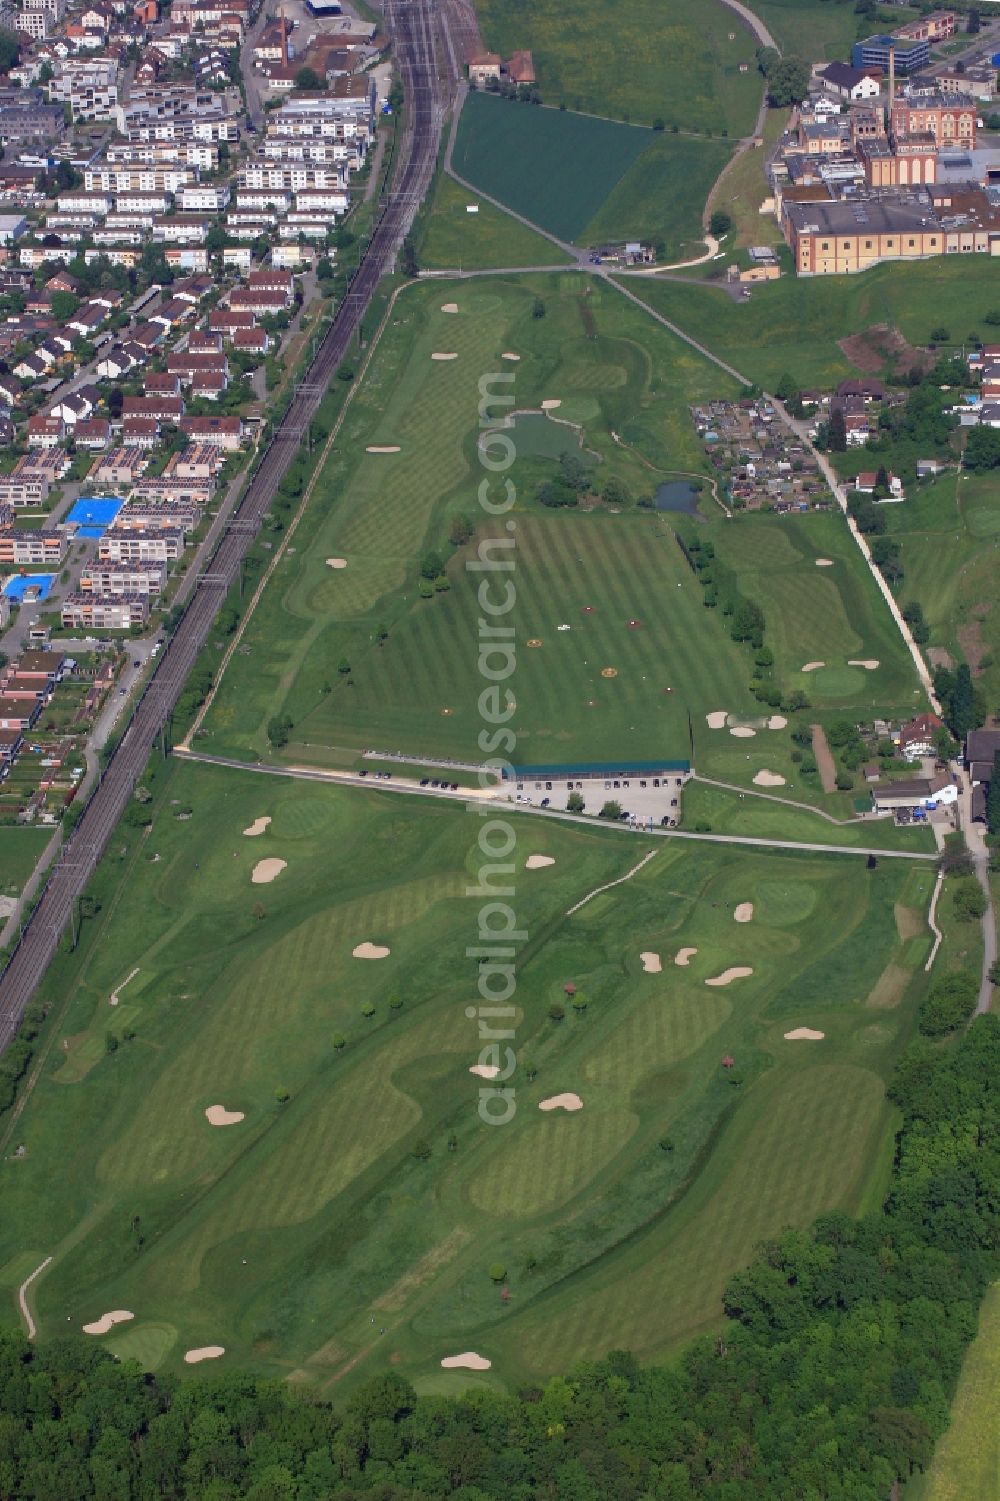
513 1064 886 1370
582 990 731 1090
467 1110 639 1218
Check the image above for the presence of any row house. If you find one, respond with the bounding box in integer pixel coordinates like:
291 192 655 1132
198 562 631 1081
164 246 210 272
180 413 242 449
131 473 213 504
153 213 210 243
122 416 160 447
0 476 48 507
123 394 185 423
84 247 139 269
0 695 41 732
88 446 150 485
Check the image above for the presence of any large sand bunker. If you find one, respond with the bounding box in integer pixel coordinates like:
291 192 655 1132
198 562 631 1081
734 903 754 923
730 726 755 738
366 445 400 454
705 710 728 729
325 557 348 569
802 661 825 672
83 1310 134 1335
640 951 662 973
251 858 286 884
184 1346 225 1364
815 558 834 567
469 1063 500 1079
432 352 458 361
784 1028 825 1041
205 1105 244 1126
753 770 786 787
243 816 271 837
440 303 458 313
767 715 787 730
675 947 698 966
539 1093 583 1112
501 352 520 361
525 855 555 869
705 967 753 987
441 1352 491 1370
353 942 390 959
541 399 561 410
848 659 880 670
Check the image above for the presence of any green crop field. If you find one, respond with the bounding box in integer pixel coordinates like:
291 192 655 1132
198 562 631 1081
0 825 51 899
630 259 1000 391
0 760 934 1391
475 0 761 133
418 171 572 271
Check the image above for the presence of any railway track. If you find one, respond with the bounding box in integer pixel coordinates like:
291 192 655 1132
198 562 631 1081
0 0 445 1050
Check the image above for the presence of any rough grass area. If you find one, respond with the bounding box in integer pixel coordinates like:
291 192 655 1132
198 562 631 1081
0 825 52 898
475 0 761 133
452 93 652 243
0 768 930 1393
909 1283 1000 1501
418 171 572 270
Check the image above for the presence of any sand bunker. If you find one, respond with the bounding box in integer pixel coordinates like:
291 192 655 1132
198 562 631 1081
325 557 347 569
432 352 458 360
802 661 825 672
353 942 390 959
705 711 728 729
366 445 400 454
501 352 520 361
440 303 458 313
184 1346 225 1364
730 726 755 738
848 659 880 670
767 715 787 730
469 1063 500 1079
83 1310 134 1336
705 967 753 987
441 1352 491 1370
734 903 754 923
601 667 618 678
675 947 698 966
243 816 271 837
753 770 786 787
539 1093 583 1112
251 858 286 885
525 855 555 869
541 399 561 410
640 951 662 973
784 1028 825 1041
815 558 834 567
205 1105 244 1126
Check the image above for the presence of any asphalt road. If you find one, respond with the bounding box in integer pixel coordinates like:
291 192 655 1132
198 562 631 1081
0 0 447 1053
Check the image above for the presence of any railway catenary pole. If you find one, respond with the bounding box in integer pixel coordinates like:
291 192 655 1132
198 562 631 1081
0 0 446 1052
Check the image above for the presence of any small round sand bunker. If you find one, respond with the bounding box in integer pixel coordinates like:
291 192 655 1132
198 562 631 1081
441 1352 491 1370
815 558 834 567
541 399 561 410
353 942 390 959
539 1093 583 1112
734 903 754 923
675 947 698 966
640 951 662 973
705 967 753 987
326 557 348 569
525 855 555 869
848 659 879 670
802 661 825 672
83 1310 134 1335
251 858 286 884
753 770 786 786
784 1027 825 1041
432 352 458 360
440 303 458 313
767 715 787 730
184 1346 225 1363
243 816 271 837
730 726 755 738
470 1062 500 1079
705 711 728 729
205 1105 244 1126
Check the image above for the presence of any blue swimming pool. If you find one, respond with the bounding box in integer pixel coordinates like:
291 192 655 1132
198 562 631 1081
65 496 125 537
4 573 55 601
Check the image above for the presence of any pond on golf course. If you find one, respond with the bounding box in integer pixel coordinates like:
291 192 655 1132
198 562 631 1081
501 411 598 465
655 480 703 514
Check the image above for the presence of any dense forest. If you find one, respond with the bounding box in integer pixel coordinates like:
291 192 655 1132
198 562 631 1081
0 1018 997 1500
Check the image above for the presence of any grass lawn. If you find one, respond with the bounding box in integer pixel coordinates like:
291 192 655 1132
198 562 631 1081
710 106 789 250
475 0 761 132
453 93 655 243
683 780 937 854
629 258 1000 391
907 1283 1000 1501
0 825 52 898
418 171 572 270
0 762 930 1391
744 0 917 61
580 134 732 261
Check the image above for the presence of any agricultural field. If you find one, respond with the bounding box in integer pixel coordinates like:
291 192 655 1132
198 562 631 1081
632 258 1000 391
906 1283 1000 1501
0 760 936 1390
474 0 761 133
198 271 757 766
417 171 572 271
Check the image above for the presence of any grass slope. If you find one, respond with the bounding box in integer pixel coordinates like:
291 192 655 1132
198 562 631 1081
0 764 931 1392
474 0 761 132
909 1283 1000 1501
418 171 572 270
581 133 732 262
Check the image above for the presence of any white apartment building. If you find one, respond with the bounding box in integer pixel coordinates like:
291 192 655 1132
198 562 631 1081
47 58 118 121
293 188 349 214
98 528 183 562
239 164 346 191
85 165 193 193
179 184 230 212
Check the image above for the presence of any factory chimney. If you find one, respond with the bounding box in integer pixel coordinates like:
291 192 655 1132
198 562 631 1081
888 43 895 114
280 3 288 71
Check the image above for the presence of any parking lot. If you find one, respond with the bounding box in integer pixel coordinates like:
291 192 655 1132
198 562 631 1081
504 769 690 828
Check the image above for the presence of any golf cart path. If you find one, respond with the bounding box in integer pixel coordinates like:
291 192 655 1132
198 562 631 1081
17 1256 52 1339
